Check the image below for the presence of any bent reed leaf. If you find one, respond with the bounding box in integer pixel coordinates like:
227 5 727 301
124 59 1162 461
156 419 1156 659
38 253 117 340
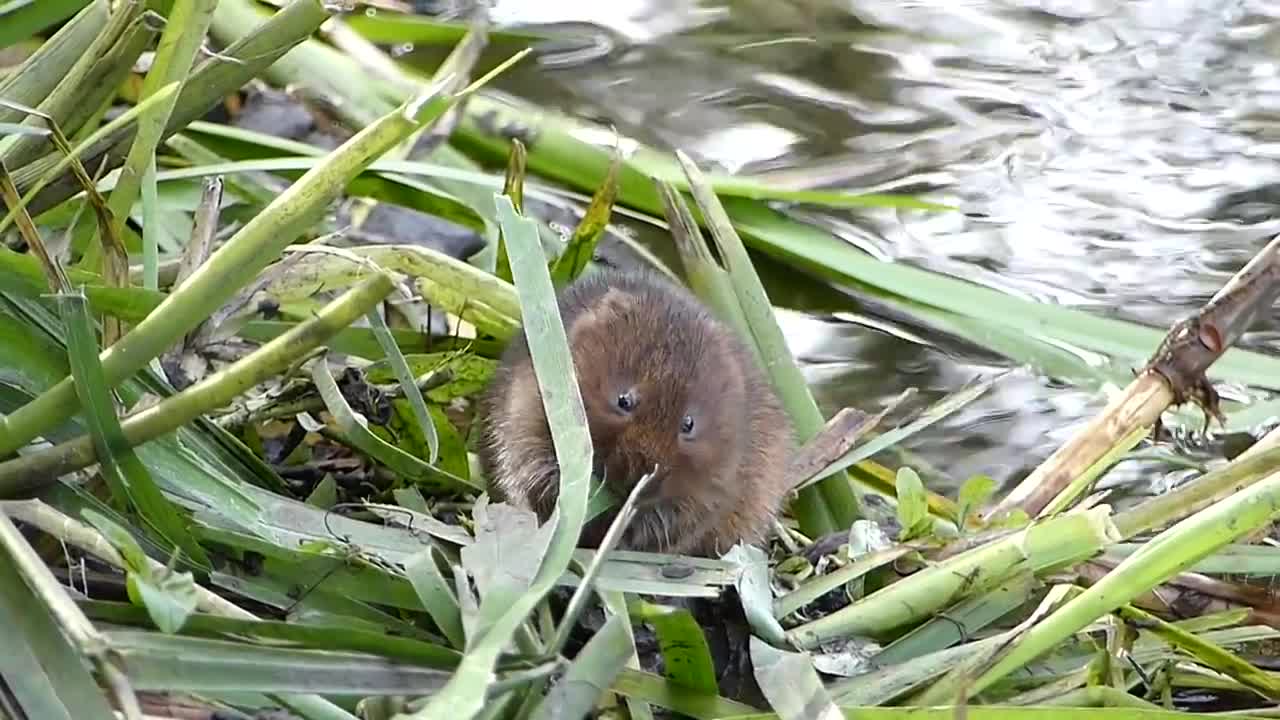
409 193 592 720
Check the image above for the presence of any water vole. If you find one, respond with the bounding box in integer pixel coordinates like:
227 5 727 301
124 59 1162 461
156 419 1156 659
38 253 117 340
476 268 795 557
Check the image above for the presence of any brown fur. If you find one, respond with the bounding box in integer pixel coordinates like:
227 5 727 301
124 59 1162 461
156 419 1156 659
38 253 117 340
476 268 795 557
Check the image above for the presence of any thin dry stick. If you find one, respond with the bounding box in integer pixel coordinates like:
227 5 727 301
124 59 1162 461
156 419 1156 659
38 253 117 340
161 176 225 378
174 176 224 289
988 234 1280 521
784 406 879 491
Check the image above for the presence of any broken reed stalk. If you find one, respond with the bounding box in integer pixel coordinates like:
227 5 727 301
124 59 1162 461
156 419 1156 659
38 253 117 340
987 234 1280 522
0 273 395 494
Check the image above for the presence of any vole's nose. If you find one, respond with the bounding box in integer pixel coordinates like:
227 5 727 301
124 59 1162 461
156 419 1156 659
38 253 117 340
602 452 665 507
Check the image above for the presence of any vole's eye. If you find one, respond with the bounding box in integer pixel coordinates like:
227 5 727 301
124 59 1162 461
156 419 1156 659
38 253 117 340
616 391 637 413
680 415 695 436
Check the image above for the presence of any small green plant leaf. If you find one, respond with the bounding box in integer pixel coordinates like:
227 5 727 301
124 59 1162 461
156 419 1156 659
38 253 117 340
957 474 997 530
125 563 198 634
895 467 932 541
549 152 620 287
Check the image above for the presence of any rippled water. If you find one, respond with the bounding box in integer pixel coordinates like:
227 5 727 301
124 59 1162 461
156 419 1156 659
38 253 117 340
432 0 1280 496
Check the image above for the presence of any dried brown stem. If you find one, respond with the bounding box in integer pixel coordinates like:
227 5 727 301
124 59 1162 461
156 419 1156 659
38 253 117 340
174 176 223 289
160 176 225 381
988 234 1280 521
785 406 883 491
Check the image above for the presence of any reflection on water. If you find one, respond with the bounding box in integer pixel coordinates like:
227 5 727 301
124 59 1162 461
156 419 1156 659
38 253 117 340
431 0 1280 496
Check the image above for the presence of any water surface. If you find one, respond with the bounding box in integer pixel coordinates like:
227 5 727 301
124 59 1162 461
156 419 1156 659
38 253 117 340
423 0 1280 498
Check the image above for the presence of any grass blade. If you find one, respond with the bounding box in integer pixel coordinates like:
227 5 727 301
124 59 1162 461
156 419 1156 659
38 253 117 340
409 192 593 720
532 613 633 720
79 599 460 666
139 154 160 290
630 598 718 694
678 151 858 537
100 0 217 255
106 630 452 694
57 284 210 566
796 375 999 492
655 179 751 339
405 546 466 649
366 305 440 463
601 591 654 720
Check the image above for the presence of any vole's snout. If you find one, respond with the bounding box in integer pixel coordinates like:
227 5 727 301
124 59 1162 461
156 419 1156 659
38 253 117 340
631 463 666 507
601 444 668 506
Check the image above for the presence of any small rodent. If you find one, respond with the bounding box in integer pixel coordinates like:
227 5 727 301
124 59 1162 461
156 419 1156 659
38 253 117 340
476 268 795 557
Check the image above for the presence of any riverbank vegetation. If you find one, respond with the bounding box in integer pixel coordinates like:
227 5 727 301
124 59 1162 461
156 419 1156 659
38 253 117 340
2 2 1280 719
